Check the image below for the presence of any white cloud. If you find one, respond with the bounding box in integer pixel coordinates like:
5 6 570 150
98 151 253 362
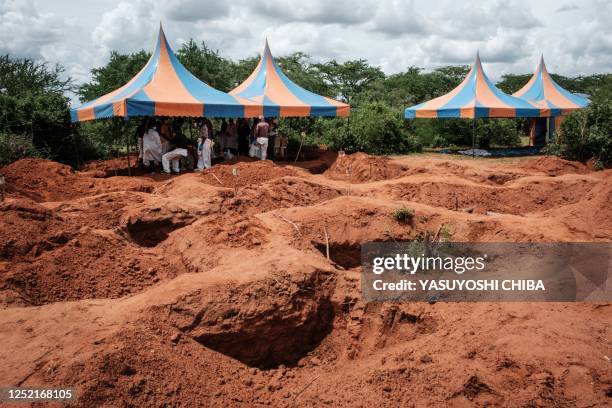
247 0 375 25
369 0 429 36
3 0 609 97
162 0 229 22
0 0 66 59
556 3 579 13
91 1 158 55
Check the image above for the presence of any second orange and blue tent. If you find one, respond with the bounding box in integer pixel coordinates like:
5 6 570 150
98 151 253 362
230 40 350 118
405 53 551 119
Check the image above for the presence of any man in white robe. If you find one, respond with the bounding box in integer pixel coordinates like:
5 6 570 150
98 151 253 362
142 124 162 168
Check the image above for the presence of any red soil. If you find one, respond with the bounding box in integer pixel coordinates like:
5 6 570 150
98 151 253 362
0 152 610 406
201 159 298 188
325 152 406 182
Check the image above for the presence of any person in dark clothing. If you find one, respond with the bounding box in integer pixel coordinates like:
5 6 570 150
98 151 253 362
136 117 148 167
237 118 250 156
267 117 278 161
162 130 190 174
249 117 260 157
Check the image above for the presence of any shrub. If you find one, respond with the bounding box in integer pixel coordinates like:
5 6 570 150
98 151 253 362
543 101 612 165
393 206 414 224
0 133 43 166
322 101 421 154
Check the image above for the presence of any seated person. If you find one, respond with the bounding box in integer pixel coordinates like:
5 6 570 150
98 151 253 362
162 131 189 174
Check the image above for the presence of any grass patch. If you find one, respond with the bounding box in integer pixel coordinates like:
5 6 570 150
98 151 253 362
393 206 414 224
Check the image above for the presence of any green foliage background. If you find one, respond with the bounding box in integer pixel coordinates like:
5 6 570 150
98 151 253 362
1 38 610 167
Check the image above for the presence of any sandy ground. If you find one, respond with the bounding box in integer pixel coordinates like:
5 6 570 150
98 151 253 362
0 152 610 407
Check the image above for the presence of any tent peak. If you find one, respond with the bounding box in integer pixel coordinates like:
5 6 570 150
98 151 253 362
473 51 483 68
263 38 272 56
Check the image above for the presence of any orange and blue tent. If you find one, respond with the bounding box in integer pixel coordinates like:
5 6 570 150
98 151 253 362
70 26 258 122
513 56 589 116
229 40 350 118
405 53 549 119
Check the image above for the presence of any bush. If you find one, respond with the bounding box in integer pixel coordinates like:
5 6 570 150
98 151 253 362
393 206 414 224
0 55 75 166
413 118 521 148
0 133 44 166
322 101 421 154
543 101 612 165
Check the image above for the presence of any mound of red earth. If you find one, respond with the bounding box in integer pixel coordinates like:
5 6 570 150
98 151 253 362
0 158 156 202
201 160 297 188
521 155 590 175
325 152 405 182
0 196 187 306
80 154 140 177
1 158 88 201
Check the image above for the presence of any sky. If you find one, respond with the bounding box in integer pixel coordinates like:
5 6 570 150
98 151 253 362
1 0 611 93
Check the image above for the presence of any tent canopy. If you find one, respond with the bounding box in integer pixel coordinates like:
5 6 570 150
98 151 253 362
405 53 549 119
71 25 258 122
230 40 350 118
513 56 589 116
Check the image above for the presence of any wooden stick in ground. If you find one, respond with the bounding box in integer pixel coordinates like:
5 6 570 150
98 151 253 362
293 375 320 402
294 131 306 163
211 173 223 185
323 225 330 260
125 123 132 177
275 213 301 235
0 175 5 203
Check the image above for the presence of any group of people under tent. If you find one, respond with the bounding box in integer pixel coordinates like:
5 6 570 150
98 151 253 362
136 115 286 174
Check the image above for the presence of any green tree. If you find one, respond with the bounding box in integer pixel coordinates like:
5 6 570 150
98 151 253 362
321 101 419 154
78 50 150 102
276 52 329 96
314 59 384 105
232 56 259 88
176 40 235 91
544 101 612 165
0 54 78 165
496 73 532 94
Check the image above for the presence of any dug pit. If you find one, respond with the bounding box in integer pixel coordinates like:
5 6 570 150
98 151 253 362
164 269 336 369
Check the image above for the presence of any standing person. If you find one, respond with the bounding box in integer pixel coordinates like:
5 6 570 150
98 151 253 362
195 131 213 171
237 118 250 156
162 129 189 174
203 118 214 139
219 118 228 138
224 118 238 159
254 116 270 160
267 117 278 161
249 117 260 158
159 118 174 154
135 117 148 167
198 118 209 143
142 119 162 171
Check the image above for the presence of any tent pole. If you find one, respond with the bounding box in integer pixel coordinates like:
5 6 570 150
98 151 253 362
472 117 476 158
344 114 350 153
73 123 81 170
124 118 132 177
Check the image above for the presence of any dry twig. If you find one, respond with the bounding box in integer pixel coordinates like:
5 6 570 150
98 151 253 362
211 173 223 185
275 213 301 235
293 375 320 402
323 225 330 260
